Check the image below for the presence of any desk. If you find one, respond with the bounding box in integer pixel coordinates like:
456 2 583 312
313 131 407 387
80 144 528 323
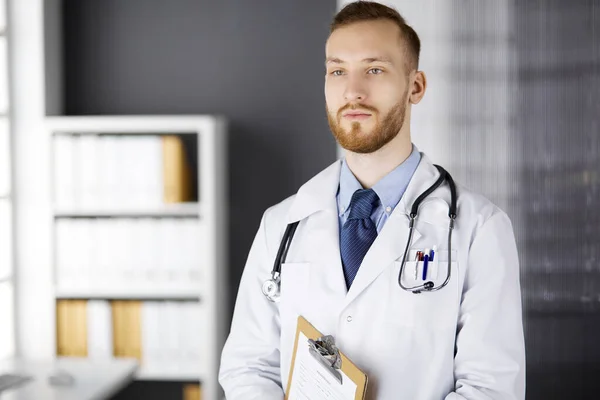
0 357 138 400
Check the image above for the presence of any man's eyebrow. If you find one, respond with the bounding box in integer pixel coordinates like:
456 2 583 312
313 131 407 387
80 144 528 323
326 57 344 64
325 56 393 64
362 57 393 64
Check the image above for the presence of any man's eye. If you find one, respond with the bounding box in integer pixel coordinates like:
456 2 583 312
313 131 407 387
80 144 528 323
330 70 344 76
368 68 383 74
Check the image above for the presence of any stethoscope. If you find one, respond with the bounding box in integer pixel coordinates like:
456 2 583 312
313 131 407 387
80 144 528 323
262 165 457 302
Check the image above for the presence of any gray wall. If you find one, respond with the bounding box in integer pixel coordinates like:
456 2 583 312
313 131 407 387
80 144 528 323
62 0 338 311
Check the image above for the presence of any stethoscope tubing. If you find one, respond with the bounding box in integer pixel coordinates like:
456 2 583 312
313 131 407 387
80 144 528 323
264 165 457 301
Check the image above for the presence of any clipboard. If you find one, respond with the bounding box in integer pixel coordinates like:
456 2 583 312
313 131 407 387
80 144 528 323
285 316 368 400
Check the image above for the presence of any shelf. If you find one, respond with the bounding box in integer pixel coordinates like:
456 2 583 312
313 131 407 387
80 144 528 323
55 287 201 300
53 203 201 218
135 364 203 382
45 115 224 136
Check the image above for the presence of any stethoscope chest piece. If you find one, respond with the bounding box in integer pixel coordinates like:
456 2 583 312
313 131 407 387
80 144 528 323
262 276 281 302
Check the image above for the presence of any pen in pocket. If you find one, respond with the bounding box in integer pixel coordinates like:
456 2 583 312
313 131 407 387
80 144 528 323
422 248 430 280
414 251 423 280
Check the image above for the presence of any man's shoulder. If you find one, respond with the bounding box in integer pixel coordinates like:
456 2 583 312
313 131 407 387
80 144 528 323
263 193 297 226
453 181 512 233
262 160 340 225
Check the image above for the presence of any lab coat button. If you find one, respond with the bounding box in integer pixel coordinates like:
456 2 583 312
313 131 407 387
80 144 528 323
346 315 353 322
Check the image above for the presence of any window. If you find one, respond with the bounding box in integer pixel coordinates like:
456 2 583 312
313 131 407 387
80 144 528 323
0 0 15 359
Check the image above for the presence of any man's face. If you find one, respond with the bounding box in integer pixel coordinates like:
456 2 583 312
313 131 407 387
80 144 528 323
325 20 411 154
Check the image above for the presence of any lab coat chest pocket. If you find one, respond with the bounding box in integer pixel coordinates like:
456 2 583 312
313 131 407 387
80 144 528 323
388 257 460 331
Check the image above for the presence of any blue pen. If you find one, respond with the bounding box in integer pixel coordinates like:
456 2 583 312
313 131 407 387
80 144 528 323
422 254 429 280
430 247 435 261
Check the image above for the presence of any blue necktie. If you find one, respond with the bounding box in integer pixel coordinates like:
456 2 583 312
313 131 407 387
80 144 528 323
340 189 379 289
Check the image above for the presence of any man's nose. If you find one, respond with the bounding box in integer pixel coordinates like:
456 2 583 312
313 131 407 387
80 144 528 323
343 76 367 103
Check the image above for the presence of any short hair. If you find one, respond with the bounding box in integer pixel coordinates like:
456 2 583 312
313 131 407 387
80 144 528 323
330 1 421 73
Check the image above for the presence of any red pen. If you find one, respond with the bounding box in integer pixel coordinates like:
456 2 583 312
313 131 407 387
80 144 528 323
414 251 423 280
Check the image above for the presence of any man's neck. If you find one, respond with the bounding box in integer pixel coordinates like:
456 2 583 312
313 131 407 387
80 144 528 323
344 131 413 189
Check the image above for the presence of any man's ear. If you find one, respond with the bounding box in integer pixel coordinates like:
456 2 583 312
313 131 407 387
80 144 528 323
409 71 427 105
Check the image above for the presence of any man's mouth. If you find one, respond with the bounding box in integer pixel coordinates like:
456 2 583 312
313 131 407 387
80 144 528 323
342 111 372 120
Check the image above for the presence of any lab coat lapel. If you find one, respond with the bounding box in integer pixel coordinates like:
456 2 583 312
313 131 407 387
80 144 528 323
303 202 348 304
341 153 441 309
287 160 348 300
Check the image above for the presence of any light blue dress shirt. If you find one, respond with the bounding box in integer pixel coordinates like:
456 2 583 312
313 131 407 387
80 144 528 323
337 144 421 234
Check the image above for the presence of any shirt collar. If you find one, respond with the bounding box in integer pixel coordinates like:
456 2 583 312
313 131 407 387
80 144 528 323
337 144 421 216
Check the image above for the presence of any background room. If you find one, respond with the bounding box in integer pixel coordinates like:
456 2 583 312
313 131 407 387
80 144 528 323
0 0 598 399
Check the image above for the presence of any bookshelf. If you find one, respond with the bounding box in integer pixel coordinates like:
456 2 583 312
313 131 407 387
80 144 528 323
45 115 228 400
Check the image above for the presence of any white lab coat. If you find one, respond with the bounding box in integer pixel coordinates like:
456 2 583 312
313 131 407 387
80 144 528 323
219 153 525 400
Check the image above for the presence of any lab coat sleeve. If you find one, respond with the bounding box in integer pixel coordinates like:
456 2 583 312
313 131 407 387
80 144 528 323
218 209 284 400
445 211 526 400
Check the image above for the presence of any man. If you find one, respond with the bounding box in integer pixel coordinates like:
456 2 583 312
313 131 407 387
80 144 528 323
219 2 525 399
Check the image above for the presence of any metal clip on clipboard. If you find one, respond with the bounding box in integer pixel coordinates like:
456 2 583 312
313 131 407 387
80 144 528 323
307 335 343 384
